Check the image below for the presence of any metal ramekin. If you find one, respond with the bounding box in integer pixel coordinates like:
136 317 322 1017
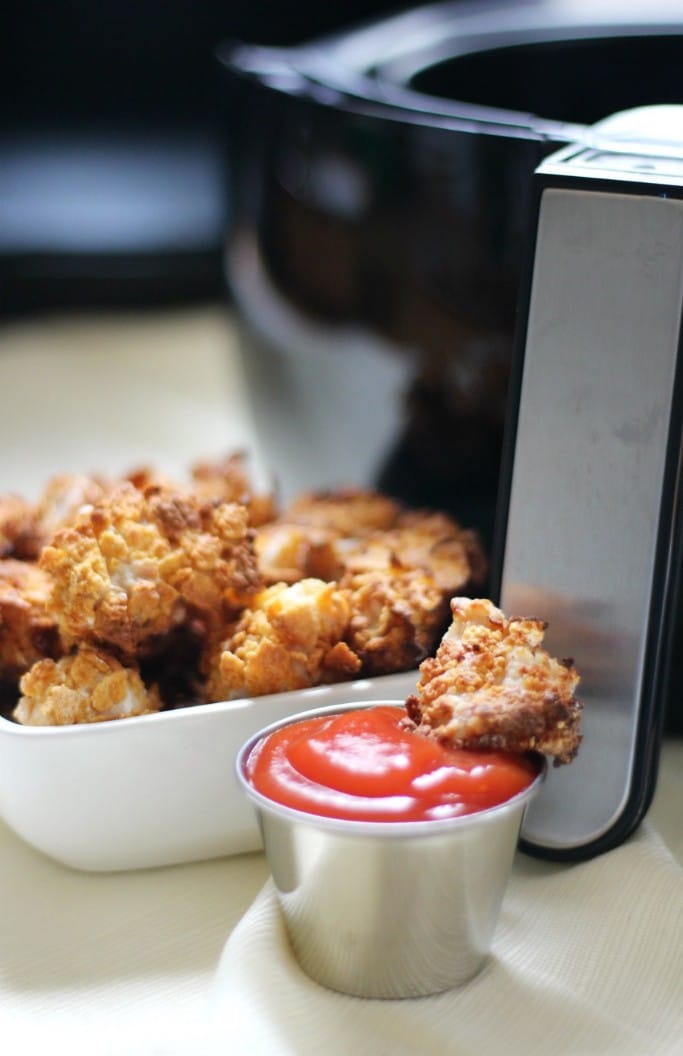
236 700 545 999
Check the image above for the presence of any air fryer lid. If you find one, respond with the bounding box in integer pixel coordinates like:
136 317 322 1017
224 0 683 136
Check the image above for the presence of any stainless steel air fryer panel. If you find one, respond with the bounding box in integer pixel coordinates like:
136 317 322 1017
496 107 683 859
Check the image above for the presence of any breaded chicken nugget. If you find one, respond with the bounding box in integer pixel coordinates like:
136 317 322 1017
146 488 261 612
253 505 484 678
341 566 449 676
255 501 486 597
40 484 260 656
14 644 161 725
406 597 582 765
203 578 360 701
0 476 112 561
344 510 487 593
40 484 185 655
190 452 277 527
0 559 63 684
126 453 277 528
34 473 111 544
254 522 344 585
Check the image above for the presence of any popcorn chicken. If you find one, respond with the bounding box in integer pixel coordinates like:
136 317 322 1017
147 487 261 613
190 452 277 527
255 522 343 585
341 567 449 676
1 454 494 725
342 510 487 592
255 498 486 600
40 483 260 657
0 475 112 561
0 559 63 684
14 644 161 725
33 473 111 545
203 578 360 701
406 597 582 765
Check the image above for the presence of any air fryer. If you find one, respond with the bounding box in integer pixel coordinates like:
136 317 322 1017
218 0 683 742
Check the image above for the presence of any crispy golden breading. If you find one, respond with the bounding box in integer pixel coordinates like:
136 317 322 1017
406 597 582 765
40 484 260 657
145 487 261 612
190 452 277 527
255 505 486 599
394 511 488 590
203 579 360 701
0 559 63 683
40 484 185 656
254 506 487 678
343 511 486 592
2 454 493 724
254 522 344 585
33 473 111 544
127 454 276 527
253 507 484 675
263 487 404 586
14 645 161 725
341 567 449 676
0 476 112 561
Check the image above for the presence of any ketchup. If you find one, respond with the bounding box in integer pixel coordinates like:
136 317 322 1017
245 705 539 823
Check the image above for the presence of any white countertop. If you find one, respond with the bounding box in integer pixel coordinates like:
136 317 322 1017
0 305 262 498
1 307 681 1055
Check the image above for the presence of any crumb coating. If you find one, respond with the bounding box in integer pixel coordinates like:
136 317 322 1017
203 578 360 701
40 483 260 657
0 559 63 682
14 644 161 725
406 597 582 765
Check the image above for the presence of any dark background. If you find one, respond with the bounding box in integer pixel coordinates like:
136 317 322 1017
0 0 413 313
2 1 406 124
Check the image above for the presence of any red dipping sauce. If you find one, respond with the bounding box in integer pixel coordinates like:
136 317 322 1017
245 705 540 823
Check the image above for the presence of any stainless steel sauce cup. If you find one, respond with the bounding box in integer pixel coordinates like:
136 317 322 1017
235 700 545 999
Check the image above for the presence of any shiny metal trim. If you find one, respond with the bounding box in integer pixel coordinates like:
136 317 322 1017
502 185 683 852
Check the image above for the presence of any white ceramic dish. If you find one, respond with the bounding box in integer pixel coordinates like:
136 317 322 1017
0 671 419 872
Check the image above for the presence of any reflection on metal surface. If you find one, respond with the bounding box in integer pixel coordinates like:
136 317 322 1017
228 232 414 503
502 175 683 854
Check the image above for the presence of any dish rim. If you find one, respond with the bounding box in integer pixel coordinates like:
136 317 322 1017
0 671 420 740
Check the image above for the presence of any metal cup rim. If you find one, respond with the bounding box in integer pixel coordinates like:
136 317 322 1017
235 698 546 839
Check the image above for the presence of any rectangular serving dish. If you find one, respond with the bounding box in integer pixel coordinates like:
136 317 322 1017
0 671 418 872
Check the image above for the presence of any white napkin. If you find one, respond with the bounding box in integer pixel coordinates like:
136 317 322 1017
211 820 683 1056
